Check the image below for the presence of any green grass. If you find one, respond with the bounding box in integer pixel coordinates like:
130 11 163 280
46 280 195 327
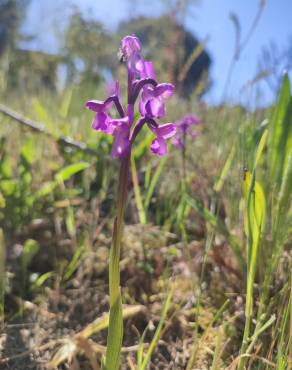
0 72 291 369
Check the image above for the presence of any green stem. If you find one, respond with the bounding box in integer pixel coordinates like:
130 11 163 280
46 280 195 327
182 132 186 185
109 153 130 303
104 153 131 370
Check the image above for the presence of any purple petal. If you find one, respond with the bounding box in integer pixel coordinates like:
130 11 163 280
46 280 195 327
85 98 113 113
172 136 184 149
154 83 175 99
139 83 173 118
178 115 201 133
141 85 155 102
107 80 120 98
146 98 165 118
185 114 201 125
111 124 131 158
178 114 201 127
150 136 167 156
139 98 147 117
92 113 129 136
92 112 107 131
139 86 154 116
155 123 176 139
140 61 155 79
108 116 129 127
92 112 115 135
128 52 144 76
135 57 146 74
121 35 141 58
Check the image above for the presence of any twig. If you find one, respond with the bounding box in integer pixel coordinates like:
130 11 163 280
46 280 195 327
226 353 276 369
0 103 98 156
0 339 64 364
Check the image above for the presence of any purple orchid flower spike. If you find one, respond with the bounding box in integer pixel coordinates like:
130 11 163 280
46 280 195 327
172 114 201 149
85 34 176 158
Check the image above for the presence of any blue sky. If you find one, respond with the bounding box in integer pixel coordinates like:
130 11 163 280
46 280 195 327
21 0 292 107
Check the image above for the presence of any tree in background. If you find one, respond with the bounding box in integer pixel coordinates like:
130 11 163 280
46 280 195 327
126 0 200 24
0 0 30 91
1 1 211 100
62 10 115 86
0 0 30 56
7 49 60 92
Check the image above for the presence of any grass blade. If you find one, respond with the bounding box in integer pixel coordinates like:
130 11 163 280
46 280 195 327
144 157 166 211
104 295 123 370
139 286 173 370
131 156 147 224
269 74 291 185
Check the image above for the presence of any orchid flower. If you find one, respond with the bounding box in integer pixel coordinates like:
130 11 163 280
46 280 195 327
85 34 176 158
172 114 201 149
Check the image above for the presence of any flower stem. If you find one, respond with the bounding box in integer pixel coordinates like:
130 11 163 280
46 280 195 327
110 153 130 302
182 131 187 187
104 152 131 370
